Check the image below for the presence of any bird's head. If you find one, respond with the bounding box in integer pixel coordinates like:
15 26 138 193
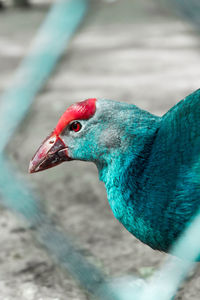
29 98 158 175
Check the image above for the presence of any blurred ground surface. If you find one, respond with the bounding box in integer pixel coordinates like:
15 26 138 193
0 0 200 299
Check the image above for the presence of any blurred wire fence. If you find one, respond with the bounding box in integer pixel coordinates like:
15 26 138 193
161 0 200 30
173 0 200 28
0 0 200 300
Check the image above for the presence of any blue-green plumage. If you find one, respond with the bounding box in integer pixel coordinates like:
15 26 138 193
99 89 200 252
30 89 200 255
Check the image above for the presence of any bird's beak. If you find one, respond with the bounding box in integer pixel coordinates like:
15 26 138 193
29 133 71 173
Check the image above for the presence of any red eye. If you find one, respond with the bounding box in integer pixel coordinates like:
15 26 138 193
69 121 82 132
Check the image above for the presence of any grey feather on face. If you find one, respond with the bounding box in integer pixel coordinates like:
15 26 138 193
99 129 121 149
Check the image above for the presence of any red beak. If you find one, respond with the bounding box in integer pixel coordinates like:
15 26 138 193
29 133 71 173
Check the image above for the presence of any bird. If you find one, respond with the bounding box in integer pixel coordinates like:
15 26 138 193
29 88 200 253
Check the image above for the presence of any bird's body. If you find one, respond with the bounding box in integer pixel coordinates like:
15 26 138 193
29 89 200 253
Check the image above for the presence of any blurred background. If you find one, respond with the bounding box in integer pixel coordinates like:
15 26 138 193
0 0 200 299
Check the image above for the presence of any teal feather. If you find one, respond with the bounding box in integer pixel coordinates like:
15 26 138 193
96 89 200 252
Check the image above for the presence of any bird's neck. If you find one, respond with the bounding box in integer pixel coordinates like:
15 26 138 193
96 114 161 247
101 132 157 201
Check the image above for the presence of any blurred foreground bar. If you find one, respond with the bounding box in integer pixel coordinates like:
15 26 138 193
0 0 119 299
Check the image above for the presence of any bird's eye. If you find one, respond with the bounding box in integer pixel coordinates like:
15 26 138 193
69 121 82 132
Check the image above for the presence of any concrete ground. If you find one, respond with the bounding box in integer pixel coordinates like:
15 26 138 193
0 0 200 299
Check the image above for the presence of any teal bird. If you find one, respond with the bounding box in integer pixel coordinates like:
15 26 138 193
29 89 200 253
